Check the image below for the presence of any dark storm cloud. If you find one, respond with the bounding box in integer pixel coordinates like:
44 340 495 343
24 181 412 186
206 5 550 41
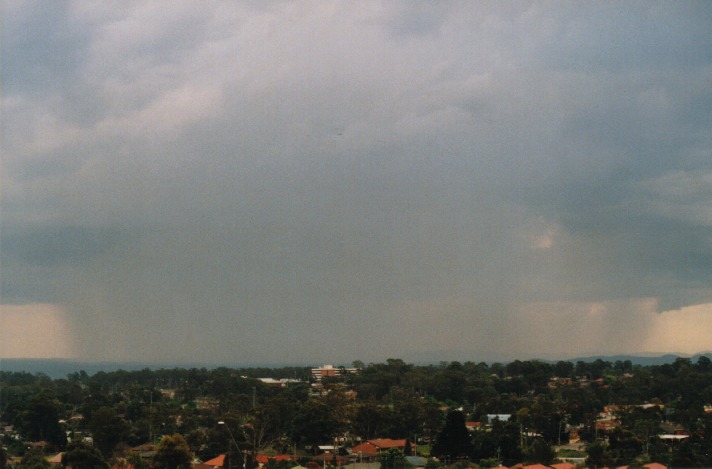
3 1 712 363
2 225 125 267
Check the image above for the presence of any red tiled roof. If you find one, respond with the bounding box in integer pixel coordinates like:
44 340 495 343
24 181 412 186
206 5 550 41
202 454 225 467
551 463 575 469
368 439 407 449
311 453 349 464
47 453 63 464
256 454 292 464
352 438 407 455
351 442 379 455
26 441 49 448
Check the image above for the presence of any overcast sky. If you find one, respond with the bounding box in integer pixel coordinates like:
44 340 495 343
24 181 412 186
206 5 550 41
2 1 712 365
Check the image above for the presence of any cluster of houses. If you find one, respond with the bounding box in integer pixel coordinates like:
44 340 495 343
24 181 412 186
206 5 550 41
14 438 413 469
5 365 701 469
193 456 669 469
484 464 668 469
197 439 420 469
6 428 676 469
1 437 407 468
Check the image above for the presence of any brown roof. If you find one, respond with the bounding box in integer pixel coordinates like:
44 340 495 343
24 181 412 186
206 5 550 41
368 439 407 449
551 463 575 469
311 453 350 464
201 454 225 468
351 442 379 455
26 441 49 448
551 462 576 469
256 454 292 464
351 438 407 456
46 453 63 464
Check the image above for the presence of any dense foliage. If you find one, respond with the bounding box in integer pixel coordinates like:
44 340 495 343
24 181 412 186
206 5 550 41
2 356 712 467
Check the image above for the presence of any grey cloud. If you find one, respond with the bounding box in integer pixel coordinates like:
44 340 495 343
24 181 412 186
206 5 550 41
1 2 87 95
2 225 126 267
3 2 712 363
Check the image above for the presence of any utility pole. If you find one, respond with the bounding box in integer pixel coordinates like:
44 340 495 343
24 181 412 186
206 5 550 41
219 421 242 469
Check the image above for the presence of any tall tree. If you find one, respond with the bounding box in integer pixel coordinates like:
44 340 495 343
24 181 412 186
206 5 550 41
292 399 343 447
352 401 388 440
471 419 522 467
90 406 130 458
16 448 50 469
16 391 66 449
62 441 109 469
524 438 555 465
378 448 411 469
153 433 193 469
586 441 613 468
431 411 472 461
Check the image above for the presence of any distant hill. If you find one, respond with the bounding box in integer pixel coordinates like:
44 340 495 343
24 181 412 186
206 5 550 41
2 353 711 379
566 353 712 366
0 358 258 379
0 358 172 379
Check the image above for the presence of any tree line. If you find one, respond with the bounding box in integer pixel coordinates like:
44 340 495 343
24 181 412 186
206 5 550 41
2 356 712 468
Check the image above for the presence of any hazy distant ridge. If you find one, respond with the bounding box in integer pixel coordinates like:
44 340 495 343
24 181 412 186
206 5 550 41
2 353 711 379
565 353 712 366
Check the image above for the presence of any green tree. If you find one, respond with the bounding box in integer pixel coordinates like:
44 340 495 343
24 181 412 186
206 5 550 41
16 391 66 449
625 407 662 456
378 448 411 469
16 448 50 469
292 399 343 446
696 355 711 371
420 399 445 443
553 361 574 378
586 441 613 468
90 406 130 458
126 452 151 469
430 411 472 461
524 438 555 465
471 419 522 467
352 401 388 440
153 433 193 469
607 428 643 465
62 441 109 469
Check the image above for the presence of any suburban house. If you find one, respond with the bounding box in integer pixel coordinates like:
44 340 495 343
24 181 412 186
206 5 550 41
465 421 482 432
350 438 408 460
194 454 225 469
194 453 294 469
